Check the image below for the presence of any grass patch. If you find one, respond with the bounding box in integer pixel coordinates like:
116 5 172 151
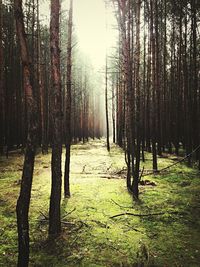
0 139 200 266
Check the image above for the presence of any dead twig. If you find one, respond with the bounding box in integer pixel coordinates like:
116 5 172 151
124 224 145 234
110 210 184 219
100 175 123 179
70 236 79 247
90 219 108 228
72 220 90 232
62 220 90 233
115 167 127 175
111 199 133 209
62 207 76 219
39 211 48 220
106 164 113 171
82 165 86 173
142 144 200 178
61 221 76 226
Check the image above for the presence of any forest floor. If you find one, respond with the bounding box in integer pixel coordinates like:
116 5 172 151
0 139 200 267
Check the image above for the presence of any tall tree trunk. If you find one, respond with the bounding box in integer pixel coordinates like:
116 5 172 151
150 0 157 171
191 0 198 166
14 0 38 265
37 0 46 153
132 0 141 199
112 78 116 143
155 0 162 156
64 0 73 198
49 0 62 237
105 55 110 151
117 75 123 147
146 13 151 153
162 0 168 152
0 0 4 154
43 40 50 153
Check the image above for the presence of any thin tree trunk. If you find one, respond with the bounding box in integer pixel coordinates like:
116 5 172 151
132 0 141 199
146 13 151 153
112 79 116 143
64 0 73 198
0 0 4 154
49 0 62 237
155 0 162 156
14 0 38 265
150 0 157 171
105 55 110 151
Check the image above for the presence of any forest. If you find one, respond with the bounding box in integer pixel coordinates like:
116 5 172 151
0 0 200 266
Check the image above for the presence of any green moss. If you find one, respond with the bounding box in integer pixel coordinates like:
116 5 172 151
0 140 200 266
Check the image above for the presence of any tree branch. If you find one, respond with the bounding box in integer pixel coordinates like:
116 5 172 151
110 210 184 219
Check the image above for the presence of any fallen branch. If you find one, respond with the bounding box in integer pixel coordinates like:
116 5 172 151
111 199 133 209
64 226 82 234
100 175 123 179
62 207 76 219
62 220 90 233
110 210 183 219
61 221 76 226
124 224 145 234
106 164 113 171
132 228 144 233
114 167 127 175
39 211 48 220
142 144 200 178
70 236 79 246
139 180 157 186
90 219 108 228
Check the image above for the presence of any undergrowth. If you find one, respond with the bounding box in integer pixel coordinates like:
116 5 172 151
0 139 200 266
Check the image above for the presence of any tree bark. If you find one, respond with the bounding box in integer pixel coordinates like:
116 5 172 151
105 55 110 151
14 0 38 265
0 0 4 154
150 0 157 171
132 0 141 199
49 0 62 237
112 79 116 143
64 0 73 198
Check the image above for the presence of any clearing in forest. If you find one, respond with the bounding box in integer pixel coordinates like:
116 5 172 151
0 139 200 266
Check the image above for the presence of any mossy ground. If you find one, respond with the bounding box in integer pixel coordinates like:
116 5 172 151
0 139 200 266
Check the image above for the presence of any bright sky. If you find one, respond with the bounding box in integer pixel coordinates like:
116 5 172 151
40 0 117 69
73 0 116 68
